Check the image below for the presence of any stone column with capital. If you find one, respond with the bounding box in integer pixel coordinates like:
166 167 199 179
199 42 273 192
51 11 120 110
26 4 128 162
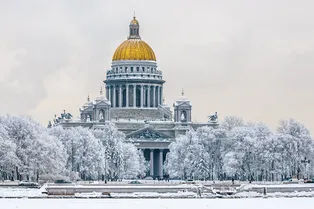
153 86 156 108
157 86 160 106
150 149 154 177
119 85 122 107
105 86 109 100
113 86 116 107
160 87 163 105
108 86 111 103
159 149 163 178
140 85 144 108
126 84 129 107
133 85 136 107
147 86 151 107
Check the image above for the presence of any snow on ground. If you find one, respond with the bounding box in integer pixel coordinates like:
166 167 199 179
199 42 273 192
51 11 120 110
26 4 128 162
75 191 199 198
1 198 314 209
235 191 314 198
0 188 45 198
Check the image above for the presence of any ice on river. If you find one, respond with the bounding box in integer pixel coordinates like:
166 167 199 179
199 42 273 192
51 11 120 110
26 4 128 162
1 198 314 209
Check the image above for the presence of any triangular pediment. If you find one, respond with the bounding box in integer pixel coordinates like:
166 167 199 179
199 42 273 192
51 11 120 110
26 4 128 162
94 100 111 106
176 101 191 107
126 127 171 141
82 106 93 112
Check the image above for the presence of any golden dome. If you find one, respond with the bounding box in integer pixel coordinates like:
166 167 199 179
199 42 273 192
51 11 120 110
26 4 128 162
112 39 156 61
130 17 139 25
112 16 156 61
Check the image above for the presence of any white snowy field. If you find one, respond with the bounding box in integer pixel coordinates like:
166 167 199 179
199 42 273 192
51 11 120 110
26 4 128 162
1 198 314 209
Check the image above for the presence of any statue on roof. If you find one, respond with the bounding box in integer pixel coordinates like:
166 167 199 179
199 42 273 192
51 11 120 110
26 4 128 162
181 112 185 121
86 114 91 122
47 121 52 128
99 110 104 121
208 112 218 123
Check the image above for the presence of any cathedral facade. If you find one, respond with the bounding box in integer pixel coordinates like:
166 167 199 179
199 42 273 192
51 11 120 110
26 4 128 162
55 16 218 178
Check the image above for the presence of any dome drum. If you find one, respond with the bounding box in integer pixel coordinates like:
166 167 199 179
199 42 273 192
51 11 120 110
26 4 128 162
106 60 163 82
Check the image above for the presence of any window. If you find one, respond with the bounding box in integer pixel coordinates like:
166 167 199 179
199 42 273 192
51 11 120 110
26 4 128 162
131 67 133 72
137 67 139 71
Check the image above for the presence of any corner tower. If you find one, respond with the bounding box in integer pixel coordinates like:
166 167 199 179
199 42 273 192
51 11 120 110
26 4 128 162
104 16 171 120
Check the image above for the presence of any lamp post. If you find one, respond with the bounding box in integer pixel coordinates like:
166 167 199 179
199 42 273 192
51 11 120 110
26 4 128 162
211 153 214 181
301 157 310 179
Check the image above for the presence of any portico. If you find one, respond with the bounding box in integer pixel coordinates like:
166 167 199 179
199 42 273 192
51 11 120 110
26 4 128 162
142 148 169 178
127 126 171 178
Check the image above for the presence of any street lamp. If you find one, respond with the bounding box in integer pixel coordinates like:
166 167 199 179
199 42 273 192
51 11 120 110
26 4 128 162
211 153 214 181
301 157 311 179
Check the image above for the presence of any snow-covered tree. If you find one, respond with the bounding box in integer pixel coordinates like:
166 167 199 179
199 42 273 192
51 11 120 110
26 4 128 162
221 116 244 131
0 124 20 180
164 133 195 179
166 117 314 181
0 115 66 181
50 126 104 180
276 119 314 179
92 122 145 180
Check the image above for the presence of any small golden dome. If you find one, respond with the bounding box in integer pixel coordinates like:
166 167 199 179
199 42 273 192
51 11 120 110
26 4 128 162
130 17 139 25
112 39 156 61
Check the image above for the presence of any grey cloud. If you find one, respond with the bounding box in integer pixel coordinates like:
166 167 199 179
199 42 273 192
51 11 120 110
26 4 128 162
0 0 314 134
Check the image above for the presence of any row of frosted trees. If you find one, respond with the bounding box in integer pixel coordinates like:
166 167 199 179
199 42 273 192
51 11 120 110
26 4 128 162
0 115 146 182
164 117 314 181
1 115 313 182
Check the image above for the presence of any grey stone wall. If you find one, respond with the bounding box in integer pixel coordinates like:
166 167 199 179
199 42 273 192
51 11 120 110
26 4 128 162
110 108 165 120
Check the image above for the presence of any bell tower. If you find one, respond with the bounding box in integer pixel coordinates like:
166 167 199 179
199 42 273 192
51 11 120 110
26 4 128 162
173 89 192 123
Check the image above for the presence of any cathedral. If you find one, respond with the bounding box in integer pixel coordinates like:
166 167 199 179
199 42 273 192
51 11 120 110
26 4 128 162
54 16 218 178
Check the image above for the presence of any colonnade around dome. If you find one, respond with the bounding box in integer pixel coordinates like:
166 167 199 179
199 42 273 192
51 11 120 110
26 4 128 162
106 84 163 108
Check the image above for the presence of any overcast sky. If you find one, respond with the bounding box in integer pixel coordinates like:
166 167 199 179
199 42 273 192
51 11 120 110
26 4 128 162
1 0 314 133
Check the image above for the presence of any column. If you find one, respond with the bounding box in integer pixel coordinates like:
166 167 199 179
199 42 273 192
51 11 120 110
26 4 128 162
153 86 156 108
119 85 122 107
150 149 154 176
133 85 136 107
147 86 150 107
160 87 163 105
157 86 160 106
140 84 144 108
108 86 111 102
126 84 129 107
105 108 108 120
159 149 163 177
113 86 116 107
105 86 109 100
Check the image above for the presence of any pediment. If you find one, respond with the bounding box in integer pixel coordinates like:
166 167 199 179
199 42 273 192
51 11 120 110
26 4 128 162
175 101 191 107
81 106 93 112
94 100 111 107
126 127 171 141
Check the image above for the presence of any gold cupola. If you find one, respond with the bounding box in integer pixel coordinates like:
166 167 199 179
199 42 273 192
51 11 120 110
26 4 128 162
112 16 156 61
